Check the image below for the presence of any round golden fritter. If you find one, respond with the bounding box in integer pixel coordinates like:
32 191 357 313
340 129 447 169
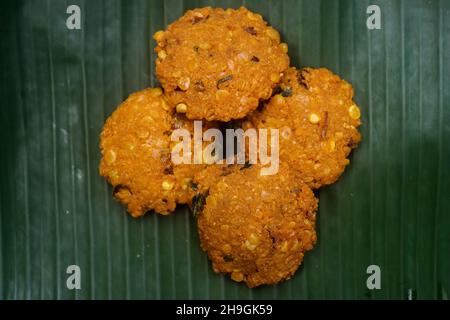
197 164 318 288
154 7 290 121
244 67 362 189
99 88 221 217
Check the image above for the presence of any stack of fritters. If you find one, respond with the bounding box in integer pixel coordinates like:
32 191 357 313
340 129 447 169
99 7 361 287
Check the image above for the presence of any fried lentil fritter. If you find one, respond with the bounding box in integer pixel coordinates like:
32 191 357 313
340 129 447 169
197 165 318 288
154 7 290 121
244 67 362 189
99 88 221 217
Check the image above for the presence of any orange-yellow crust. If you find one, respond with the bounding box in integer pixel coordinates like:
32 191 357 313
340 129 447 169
154 7 289 121
99 88 221 217
197 165 318 288
245 67 362 189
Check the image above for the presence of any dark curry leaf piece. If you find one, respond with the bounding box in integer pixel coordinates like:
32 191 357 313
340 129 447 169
217 75 233 88
272 85 282 95
297 69 309 89
273 85 292 97
280 86 292 97
223 255 234 262
240 161 253 170
192 191 209 218
189 180 199 191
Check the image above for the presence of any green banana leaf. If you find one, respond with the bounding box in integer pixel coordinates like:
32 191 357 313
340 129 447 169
1 0 449 300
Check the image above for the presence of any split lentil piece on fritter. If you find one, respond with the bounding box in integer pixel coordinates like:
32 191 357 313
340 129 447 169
244 67 362 189
197 164 318 288
99 88 221 217
154 6 290 121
